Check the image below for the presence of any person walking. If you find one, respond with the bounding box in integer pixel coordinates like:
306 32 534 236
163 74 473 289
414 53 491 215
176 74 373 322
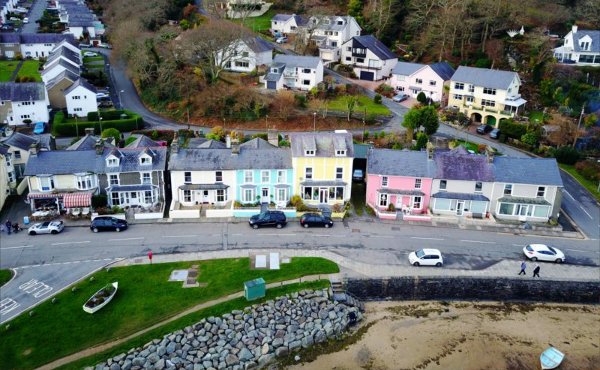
533 264 541 278
5 220 11 235
518 261 527 275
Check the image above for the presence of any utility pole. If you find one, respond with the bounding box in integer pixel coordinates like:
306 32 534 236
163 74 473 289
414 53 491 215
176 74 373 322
572 103 585 148
313 112 316 132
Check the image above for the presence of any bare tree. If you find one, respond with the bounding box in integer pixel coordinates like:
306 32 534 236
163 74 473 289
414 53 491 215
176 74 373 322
364 0 400 39
295 14 326 55
345 96 358 121
271 91 296 120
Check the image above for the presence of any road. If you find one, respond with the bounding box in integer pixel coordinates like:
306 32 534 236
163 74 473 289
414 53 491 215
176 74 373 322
20 0 46 33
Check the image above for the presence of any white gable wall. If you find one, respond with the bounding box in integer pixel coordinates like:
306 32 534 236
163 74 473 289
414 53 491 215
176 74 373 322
66 85 98 117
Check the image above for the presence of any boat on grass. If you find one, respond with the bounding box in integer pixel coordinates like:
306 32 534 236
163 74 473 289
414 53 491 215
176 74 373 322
540 346 564 369
83 282 118 314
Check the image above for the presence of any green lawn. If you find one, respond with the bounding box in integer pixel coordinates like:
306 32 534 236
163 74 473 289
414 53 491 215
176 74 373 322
59 280 330 370
528 111 548 124
559 164 600 201
235 9 276 33
0 257 338 369
327 95 391 116
351 182 366 216
0 269 12 287
0 61 20 82
16 60 42 82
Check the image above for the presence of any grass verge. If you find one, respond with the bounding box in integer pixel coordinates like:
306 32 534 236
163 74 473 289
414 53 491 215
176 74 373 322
58 280 330 370
0 258 338 369
0 61 20 82
559 164 600 201
351 182 366 216
327 95 391 116
16 60 42 82
235 9 276 33
0 269 13 287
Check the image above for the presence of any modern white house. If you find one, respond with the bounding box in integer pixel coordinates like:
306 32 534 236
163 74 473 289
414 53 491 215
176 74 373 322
0 33 77 59
448 66 526 126
390 61 455 102
218 36 274 73
270 14 306 35
553 25 600 66
340 35 397 81
308 15 362 63
263 54 323 91
0 83 50 126
65 79 98 117
41 59 81 83
43 45 82 70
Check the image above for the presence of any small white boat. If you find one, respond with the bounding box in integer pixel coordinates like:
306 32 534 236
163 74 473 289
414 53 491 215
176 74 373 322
83 282 118 314
540 346 565 369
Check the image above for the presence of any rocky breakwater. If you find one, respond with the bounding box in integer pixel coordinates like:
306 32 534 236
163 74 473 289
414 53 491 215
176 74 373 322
91 289 363 370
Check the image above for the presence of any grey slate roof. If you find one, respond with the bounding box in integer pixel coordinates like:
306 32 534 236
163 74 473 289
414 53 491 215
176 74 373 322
451 66 519 90
367 149 435 178
41 58 80 76
572 29 600 53
430 62 455 81
314 16 356 32
351 35 396 60
125 135 161 149
273 54 321 69
289 132 354 158
64 78 97 95
67 135 115 151
0 132 37 150
102 147 167 173
0 33 76 45
272 14 306 25
0 82 46 102
244 37 274 53
392 62 425 76
45 70 79 90
493 157 563 187
169 138 291 171
45 46 81 67
434 147 494 182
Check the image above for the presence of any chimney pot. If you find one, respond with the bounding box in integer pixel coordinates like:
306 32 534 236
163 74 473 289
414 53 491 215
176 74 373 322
95 139 104 155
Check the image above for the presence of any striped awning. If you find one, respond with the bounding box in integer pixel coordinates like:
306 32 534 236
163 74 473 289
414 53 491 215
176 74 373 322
63 192 92 208
28 192 64 199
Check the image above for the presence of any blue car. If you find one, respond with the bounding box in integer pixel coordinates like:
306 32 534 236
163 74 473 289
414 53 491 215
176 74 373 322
33 122 46 134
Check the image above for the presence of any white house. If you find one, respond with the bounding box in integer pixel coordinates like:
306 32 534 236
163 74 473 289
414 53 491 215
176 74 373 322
0 33 77 60
219 37 274 73
390 61 455 102
43 45 82 70
271 14 306 35
65 79 97 117
41 59 81 83
263 54 323 91
340 35 397 81
308 15 362 63
52 38 82 55
553 25 600 66
0 83 50 126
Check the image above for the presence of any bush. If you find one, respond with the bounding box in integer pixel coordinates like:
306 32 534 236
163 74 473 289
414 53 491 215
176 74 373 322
91 195 107 208
365 206 376 216
52 115 143 136
552 146 581 165
575 161 600 182
289 195 303 207
413 132 428 150
520 132 539 147
294 94 307 108
386 203 396 212
101 128 121 143
373 94 382 104
374 84 394 98
416 92 427 104
498 119 527 139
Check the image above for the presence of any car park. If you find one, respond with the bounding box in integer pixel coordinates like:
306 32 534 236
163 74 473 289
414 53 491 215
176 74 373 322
392 94 409 103
352 169 364 182
28 221 64 235
90 216 128 233
476 124 493 134
523 244 565 263
300 213 333 228
408 248 443 267
33 122 46 134
489 128 500 139
248 211 287 229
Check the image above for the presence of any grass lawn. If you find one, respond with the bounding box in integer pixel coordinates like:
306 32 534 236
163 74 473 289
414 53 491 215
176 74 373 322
0 269 13 287
327 95 391 116
0 257 338 369
16 60 42 82
559 164 600 201
59 280 330 370
0 61 20 82
528 111 548 124
83 56 104 64
351 182 366 216
235 9 276 33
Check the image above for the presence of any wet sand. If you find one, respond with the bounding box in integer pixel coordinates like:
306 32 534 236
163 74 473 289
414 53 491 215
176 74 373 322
288 301 600 370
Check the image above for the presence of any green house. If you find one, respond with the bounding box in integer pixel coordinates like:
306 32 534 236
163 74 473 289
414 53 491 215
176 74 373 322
244 278 266 301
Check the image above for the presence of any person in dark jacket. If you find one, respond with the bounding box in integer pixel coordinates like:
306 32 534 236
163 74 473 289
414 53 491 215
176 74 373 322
5 220 11 235
533 264 541 278
518 261 527 275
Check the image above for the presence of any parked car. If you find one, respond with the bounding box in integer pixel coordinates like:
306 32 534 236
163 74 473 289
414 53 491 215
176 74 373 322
96 92 109 99
352 169 364 182
392 94 409 103
408 248 443 267
523 244 565 263
476 124 493 134
489 128 500 139
83 51 98 57
248 211 287 229
28 221 64 235
79 43 91 48
276 36 288 44
300 213 333 228
22 17 29 23
33 122 46 134
90 216 128 233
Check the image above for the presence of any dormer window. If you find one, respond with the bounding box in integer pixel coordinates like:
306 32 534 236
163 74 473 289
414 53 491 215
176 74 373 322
106 157 119 167
335 150 346 156
139 155 152 165
271 68 278 73
305 150 315 156
337 20 343 25
580 41 590 50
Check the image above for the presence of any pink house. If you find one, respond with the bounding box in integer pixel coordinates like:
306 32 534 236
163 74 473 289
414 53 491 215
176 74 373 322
366 149 435 220
390 62 455 103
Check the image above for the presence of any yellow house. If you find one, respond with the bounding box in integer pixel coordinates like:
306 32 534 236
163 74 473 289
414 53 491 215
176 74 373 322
290 131 354 205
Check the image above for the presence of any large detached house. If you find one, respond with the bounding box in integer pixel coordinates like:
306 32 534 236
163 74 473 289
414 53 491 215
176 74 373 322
390 62 455 103
553 25 600 67
0 33 77 59
64 78 98 117
271 14 306 34
340 35 397 81
219 37 274 73
0 82 50 125
289 131 353 206
0 131 53 189
309 15 362 63
264 54 323 91
448 66 526 127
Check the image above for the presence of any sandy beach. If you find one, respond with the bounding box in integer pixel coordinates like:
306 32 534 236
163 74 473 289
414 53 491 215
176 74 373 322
287 301 600 370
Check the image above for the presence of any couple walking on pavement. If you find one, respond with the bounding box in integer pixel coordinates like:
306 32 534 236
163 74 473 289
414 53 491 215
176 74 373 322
519 261 541 277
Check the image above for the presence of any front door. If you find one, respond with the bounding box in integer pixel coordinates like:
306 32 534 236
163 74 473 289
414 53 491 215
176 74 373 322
261 188 269 203
120 192 129 206
456 201 464 216
203 190 209 203
319 188 328 204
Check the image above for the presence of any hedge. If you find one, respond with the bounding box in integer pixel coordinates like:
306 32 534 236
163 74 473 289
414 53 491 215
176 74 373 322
498 119 527 139
52 111 143 136
88 110 132 121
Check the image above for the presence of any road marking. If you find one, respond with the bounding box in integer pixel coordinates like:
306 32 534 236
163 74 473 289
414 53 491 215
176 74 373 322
162 235 198 238
563 190 575 201
460 239 496 244
0 245 34 250
512 244 523 247
17 258 116 269
260 233 297 236
108 237 144 241
51 241 91 246
0 298 19 315
313 234 332 237
411 237 444 241
579 206 593 219
18 279 53 298
371 235 394 238
566 248 591 253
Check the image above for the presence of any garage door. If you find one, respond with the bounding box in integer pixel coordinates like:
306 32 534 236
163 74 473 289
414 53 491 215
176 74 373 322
267 81 277 90
359 71 375 81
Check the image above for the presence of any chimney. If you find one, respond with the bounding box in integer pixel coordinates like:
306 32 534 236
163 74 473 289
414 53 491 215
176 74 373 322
426 141 434 160
29 143 39 157
267 130 279 147
95 139 104 155
572 25 578 34
486 146 494 163
231 138 240 155
84 127 94 136
226 135 231 148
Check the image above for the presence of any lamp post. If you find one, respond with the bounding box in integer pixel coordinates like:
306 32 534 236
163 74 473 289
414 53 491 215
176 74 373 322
99 116 103 134
118 90 124 109
313 112 316 132
572 103 585 148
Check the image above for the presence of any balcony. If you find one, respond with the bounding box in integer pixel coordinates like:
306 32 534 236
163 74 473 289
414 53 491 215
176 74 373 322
348 63 381 70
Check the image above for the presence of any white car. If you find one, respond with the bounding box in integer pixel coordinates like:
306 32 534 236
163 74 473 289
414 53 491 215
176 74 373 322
28 221 65 235
83 51 98 57
523 244 565 263
96 92 109 99
408 248 443 267
276 36 288 44
22 17 29 23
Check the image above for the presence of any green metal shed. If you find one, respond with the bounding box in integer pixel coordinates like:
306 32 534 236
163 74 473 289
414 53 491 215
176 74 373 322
244 278 266 301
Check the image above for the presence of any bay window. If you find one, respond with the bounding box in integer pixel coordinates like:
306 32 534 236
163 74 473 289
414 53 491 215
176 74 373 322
76 174 94 190
39 176 54 192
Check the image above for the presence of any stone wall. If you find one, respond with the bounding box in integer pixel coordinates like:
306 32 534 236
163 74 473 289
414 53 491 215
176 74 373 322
346 277 600 304
91 289 362 370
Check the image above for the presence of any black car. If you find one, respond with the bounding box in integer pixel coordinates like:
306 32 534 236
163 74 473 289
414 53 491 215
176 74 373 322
248 211 287 229
300 213 334 228
90 216 128 233
476 124 493 134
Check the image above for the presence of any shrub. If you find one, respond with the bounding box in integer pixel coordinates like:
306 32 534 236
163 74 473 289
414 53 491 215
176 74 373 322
386 203 396 212
289 195 303 207
498 119 527 139
374 84 394 98
521 132 539 147
477 144 487 153
52 115 143 136
416 92 427 104
91 195 107 208
294 94 307 108
365 206 376 216
575 160 600 182
552 146 581 165
373 94 382 104
101 128 121 143
413 132 428 150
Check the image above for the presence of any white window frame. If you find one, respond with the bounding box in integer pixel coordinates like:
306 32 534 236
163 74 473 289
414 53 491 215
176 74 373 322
305 150 315 156
382 176 388 187
504 184 513 195
335 150 346 156
215 171 223 182
106 158 118 167
415 178 422 189
76 174 94 190
440 180 447 190
39 176 54 192
109 174 119 185
305 167 313 180
184 172 192 184
276 188 288 202
537 186 545 197
142 172 151 185
336 167 343 180
378 193 388 207
244 170 253 183
412 196 422 209
261 170 270 183
242 188 255 203
475 181 483 192
277 170 286 183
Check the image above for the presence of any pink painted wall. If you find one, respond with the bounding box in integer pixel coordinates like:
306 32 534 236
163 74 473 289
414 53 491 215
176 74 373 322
366 174 433 214
391 65 447 102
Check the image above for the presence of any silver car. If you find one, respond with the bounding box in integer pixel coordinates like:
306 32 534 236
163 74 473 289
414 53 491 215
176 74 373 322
28 221 65 235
